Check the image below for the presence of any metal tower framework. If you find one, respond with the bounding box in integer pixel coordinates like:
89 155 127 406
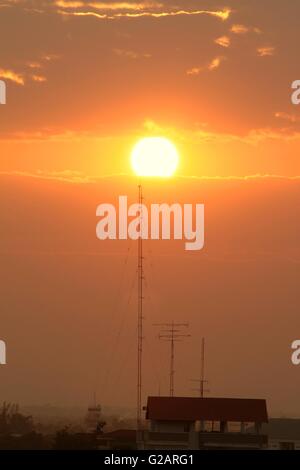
191 337 209 397
154 321 190 397
137 184 144 442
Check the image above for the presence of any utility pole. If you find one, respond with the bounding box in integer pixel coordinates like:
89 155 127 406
191 337 209 397
154 321 190 397
137 184 144 444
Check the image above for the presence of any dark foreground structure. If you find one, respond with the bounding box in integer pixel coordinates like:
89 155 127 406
0 397 272 450
142 396 268 450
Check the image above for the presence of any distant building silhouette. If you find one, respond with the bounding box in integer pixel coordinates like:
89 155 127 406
264 419 300 450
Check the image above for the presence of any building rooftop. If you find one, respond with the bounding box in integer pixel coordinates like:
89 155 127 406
146 396 268 423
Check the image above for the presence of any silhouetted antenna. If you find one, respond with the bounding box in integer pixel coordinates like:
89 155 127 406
191 337 209 397
137 184 144 443
153 321 190 397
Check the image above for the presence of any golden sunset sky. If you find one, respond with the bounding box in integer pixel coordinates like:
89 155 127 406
0 0 300 416
0 0 299 178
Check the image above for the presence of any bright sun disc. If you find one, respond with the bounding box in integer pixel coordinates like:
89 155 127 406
131 137 179 177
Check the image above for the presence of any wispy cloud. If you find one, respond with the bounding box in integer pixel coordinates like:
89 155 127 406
240 127 300 143
31 74 47 82
26 61 42 69
0 169 93 184
214 35 231 48
5 0 232 21
113 48 151 59
257 46 275 57
0 68 24 85
0 129 118 142
57 6 231 21
42 53 61 62
2 115 300 151
86 2 162 10
230 24 261 34
26 54 60 73
186 67 202 76
184 123 300 145
178 174 300 181
55 0 84 7
55 1 162 9
1 170 300 185
208 56 224 70
0 52 59 87
186 56 225 76
275 112 300 123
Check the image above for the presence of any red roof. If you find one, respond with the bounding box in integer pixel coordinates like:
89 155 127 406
146 397 268 423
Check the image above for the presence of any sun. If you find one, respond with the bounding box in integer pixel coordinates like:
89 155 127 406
131 137 179 177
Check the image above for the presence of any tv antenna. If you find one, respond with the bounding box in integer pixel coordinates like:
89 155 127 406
191 337 209 397
153 321 190 397
136 184 144 444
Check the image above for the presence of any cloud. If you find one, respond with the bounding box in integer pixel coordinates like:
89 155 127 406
184 122 300 145
0 128 121 142
113 48 151 59
257 46 275 57
26 54 60 73
230 24 261 34
55 1 162 9
88 2 162 10
0 0 233 22
3 115 300 152
1 169 300 184
0 53 59 88
0 68 24 85
178 174 300 181
186 67 202 76
275 112 300 123
186 56 225 75
240 127 300 143
0 129 79 142
0 169 94 184
55 0 84 6
31 74 47 82
4 0 232 21
57 6 231 21
208 56 224 70
214 35 230 48
26 61 42 69
42 53 61 62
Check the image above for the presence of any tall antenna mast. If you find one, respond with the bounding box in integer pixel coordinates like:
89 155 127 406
191 337 209 397
154 321 190 397
137 184 144 443
200 337 205 398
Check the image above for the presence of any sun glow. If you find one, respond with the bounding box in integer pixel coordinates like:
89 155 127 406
131 137 179 177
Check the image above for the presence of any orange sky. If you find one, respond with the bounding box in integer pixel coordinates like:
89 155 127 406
0 0 300 178
0 175 299 416
0 0 300 416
